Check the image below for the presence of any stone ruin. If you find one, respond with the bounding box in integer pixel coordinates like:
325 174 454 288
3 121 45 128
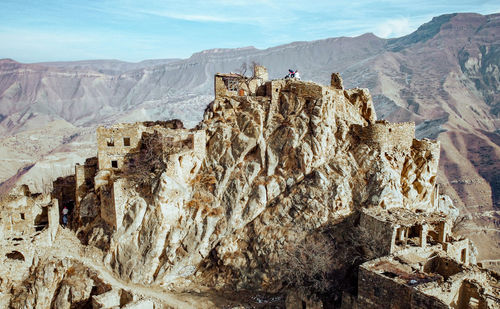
1 65 499 308
347 249 499 308
0 185 59 294
79 121 206 229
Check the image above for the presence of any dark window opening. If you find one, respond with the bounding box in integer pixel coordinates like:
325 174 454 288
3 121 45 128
107 138 114 147
408 225 422 246
382 271 398 279
302 300 306 309
111 160 118 168
6 251 25 261
20 213 25 220
223 77 238 92
461 248 467 263
123 137 131 147
35 206 49 232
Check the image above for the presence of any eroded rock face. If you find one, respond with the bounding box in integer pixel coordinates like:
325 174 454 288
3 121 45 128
1 73 467 306
9 258 107 309
86 78 449 292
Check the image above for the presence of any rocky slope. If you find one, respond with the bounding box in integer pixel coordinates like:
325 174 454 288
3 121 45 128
0 12 498 260
74 74 460 303
2 72 468 307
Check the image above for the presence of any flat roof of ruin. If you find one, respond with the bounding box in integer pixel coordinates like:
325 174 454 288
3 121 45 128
215 73 242 78
363 207 448 226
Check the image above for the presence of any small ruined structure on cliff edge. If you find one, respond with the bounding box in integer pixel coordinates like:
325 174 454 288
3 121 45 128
0 66 499 308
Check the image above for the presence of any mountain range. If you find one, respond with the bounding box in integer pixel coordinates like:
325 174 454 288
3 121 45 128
0 12 498 260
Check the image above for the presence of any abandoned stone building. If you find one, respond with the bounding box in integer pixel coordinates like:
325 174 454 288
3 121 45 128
3 66 498 308
0 185 59 243
214 65 269 99
0 185 59 290
360 208 474 265
208 65 377 133
344 249 500 308
92 121 206 229
352 120 416 153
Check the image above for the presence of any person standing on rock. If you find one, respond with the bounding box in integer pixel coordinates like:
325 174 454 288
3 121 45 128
62 206 69 227
294 70 301 80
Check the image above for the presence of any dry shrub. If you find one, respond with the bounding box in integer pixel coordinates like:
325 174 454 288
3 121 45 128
280 232 335 293
124 132 167 186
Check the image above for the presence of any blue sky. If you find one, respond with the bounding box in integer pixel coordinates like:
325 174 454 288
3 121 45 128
0 0 498 63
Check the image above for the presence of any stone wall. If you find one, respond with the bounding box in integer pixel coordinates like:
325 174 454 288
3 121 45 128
52 175 76 224
359 210 396 256
97 122 205 171
331 73 344 90
355 258 452 309
75 157 98 223
96 123 144 170
444 239 470 265
0 190 59 256
354 120 415 153
214 67 268 99
357 262 415 308
99 183 115 228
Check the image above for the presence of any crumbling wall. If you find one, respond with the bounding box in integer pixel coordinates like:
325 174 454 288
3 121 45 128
99 183 115 228
359 210 395 256
253 65 268 80
355 120 415 153
331 73 344 90
96 124 144 170
266 80 287 105
52 175 75 212
75 157 98 223
356 263 415 308
97 122 204 171
444 239 470 265
214 68 268 99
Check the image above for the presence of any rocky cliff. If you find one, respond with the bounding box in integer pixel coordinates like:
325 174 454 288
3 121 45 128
1 14 498 266
3 70 498 308
84 73 458 303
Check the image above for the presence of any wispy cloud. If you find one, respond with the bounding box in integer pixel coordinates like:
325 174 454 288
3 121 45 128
375 18 413 38
0 0 498 62
138 9 265 24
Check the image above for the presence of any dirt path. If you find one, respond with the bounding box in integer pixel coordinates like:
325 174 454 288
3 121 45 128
49 228 215 308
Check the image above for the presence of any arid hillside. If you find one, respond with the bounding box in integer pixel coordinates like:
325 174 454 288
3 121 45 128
0 13 498 259
4 68 497 308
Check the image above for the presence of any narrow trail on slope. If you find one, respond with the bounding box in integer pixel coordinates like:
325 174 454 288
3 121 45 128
47 228 215 309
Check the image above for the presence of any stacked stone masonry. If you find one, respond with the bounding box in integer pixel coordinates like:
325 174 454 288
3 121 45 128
354 120 416 153
95 120 206 229
3 66 499 308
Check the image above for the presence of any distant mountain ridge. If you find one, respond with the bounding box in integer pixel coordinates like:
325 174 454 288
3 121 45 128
0 12 499 260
